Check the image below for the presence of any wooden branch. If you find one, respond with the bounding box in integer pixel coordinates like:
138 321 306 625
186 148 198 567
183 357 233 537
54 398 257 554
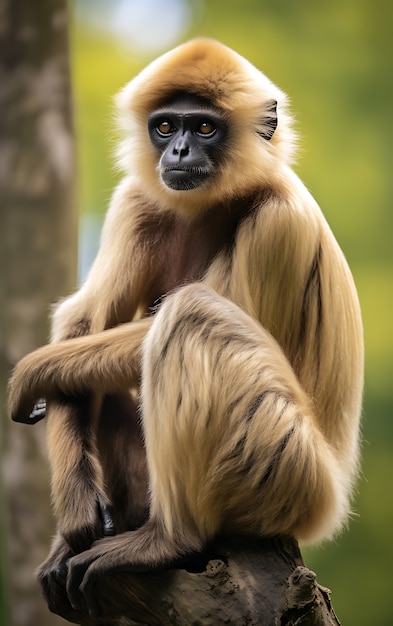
52 535 340 625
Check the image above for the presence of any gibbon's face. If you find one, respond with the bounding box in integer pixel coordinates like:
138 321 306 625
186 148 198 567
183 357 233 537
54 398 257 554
148 94 228 191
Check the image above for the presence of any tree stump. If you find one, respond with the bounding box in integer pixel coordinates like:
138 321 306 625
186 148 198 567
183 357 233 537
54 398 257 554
53 535 340 625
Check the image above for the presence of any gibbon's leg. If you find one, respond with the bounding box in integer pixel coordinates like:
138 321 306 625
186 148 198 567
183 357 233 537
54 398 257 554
7 318 152 554
97 392 149 533
45 395 115 554
49 320 151 553
48 387 149 545
38 393 149 617
66 283 345 616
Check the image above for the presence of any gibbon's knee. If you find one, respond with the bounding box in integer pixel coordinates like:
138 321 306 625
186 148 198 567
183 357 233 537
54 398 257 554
141 284 346 544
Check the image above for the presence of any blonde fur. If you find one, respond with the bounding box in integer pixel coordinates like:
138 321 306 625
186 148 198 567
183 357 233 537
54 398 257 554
8 39 363 607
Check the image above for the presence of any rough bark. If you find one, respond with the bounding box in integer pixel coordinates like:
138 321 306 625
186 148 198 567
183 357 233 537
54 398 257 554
51 536 340 626
0 0 76 624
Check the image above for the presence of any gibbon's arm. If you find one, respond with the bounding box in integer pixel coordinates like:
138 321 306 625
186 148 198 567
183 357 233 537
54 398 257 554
8 318 152 424
216 175 363 464
52 178 163 342
9 177 164 424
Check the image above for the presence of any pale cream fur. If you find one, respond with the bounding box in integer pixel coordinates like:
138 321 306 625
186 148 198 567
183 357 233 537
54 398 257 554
8 39 363 590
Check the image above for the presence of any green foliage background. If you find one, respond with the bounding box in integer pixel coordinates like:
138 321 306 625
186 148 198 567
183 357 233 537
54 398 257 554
71 1 393 624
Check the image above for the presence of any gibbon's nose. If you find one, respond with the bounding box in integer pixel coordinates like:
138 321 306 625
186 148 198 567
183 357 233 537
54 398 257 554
173 136 190 159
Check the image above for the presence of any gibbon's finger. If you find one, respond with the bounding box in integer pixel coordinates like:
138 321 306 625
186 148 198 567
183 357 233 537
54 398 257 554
97 495 115 537
80 570 102 620
67 550 99 612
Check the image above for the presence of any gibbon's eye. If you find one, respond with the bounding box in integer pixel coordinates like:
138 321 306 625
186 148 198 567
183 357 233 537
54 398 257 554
156 120 175 136
196 120 216 137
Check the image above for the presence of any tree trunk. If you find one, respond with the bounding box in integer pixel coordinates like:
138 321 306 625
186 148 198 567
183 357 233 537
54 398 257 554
0 0 76 624
50 535 340 625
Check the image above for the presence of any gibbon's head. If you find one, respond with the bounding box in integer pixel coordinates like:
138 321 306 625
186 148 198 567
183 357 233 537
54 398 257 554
116 38 297 215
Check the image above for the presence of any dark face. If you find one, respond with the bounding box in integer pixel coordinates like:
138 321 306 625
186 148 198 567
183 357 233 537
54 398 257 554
148 94 228 191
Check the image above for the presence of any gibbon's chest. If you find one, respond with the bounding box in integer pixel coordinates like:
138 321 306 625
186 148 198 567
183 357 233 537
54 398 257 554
149 203 246 307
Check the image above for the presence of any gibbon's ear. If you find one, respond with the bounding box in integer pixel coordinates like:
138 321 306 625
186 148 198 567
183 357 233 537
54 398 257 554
257 100 278 141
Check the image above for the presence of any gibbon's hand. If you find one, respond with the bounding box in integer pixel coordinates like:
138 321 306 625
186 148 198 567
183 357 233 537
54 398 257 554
21 399 47 424
8 348 50 424
8 381 41 425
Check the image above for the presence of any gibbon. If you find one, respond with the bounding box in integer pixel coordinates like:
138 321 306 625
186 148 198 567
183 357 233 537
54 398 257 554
8 38 363 616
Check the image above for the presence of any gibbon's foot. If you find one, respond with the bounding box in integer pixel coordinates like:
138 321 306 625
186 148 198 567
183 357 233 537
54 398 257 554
66 532 178 618
66 540 123 617
37 545 81 623
67 552 101 617
13 398 47 424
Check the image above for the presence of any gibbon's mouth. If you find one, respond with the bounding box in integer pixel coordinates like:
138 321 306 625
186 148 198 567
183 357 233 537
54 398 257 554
162 166 210 191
